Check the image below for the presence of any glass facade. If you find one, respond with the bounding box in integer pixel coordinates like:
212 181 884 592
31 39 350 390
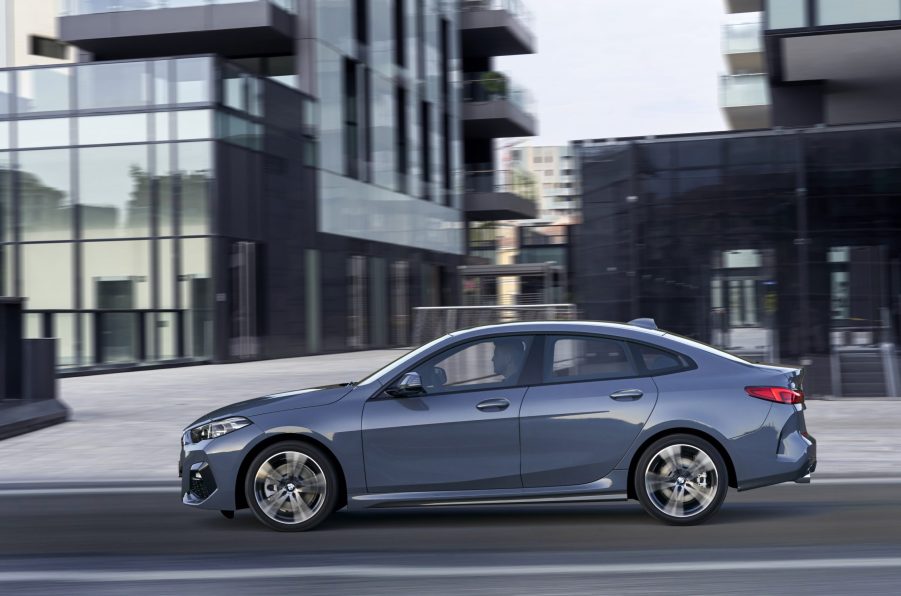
314 0 464 255
574 126 901 393
0 56 294 369
767 0 901 29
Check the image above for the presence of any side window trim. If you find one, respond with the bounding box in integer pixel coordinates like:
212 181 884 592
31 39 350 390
541 334 640 385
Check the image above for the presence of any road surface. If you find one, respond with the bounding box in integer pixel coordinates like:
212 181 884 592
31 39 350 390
1 479 900 595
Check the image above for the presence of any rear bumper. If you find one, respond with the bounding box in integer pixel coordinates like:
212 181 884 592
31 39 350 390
738 429 816 491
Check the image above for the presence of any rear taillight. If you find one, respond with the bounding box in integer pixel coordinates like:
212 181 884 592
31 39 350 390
745 386 804 404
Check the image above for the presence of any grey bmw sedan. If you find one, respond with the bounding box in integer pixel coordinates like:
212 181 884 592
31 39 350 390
180 320 816 530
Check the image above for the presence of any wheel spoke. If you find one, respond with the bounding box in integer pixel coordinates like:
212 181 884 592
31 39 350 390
686 452 715 478
662 487 684 517
256 461 282 483
285 452 309 479
260 491 289 518
645 472 673 493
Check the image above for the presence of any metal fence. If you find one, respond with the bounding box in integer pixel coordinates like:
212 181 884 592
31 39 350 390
411 304 579 345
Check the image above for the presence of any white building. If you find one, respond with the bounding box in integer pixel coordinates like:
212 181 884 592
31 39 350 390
1 0 71 68
499 144 580 221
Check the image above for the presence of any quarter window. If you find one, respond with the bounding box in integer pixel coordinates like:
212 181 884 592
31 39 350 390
547 336 636 381
402 336 534 396
631 342 691 374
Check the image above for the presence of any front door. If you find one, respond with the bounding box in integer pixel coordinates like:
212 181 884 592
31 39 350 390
520 335 660 488
362 335 535 493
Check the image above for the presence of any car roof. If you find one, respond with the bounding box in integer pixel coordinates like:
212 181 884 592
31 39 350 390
448 320 668 341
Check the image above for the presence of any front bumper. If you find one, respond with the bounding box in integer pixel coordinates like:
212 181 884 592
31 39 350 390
179 423 262 511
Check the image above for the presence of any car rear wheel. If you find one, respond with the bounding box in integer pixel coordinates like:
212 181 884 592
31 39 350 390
245 441 338 532
635 434 728 525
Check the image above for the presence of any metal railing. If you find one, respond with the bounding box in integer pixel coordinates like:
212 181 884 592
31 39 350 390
411 304 579 345
462 73 534 113
464 167 538 202
459 0 534 28
61 0 298 16
720 73 770 108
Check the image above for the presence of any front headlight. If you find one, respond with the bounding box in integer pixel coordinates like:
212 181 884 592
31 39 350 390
188 417 252 443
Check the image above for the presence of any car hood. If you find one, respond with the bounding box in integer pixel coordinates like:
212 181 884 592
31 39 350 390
185 383 355 429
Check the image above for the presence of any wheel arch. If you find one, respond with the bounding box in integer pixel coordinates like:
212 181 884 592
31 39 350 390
234 433 349 511
626 428 738 499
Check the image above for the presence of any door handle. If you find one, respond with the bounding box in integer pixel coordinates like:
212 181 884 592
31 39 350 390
610 389 644 401
477 398 510 412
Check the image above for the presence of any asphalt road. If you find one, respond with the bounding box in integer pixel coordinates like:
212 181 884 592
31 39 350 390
1 481 900 595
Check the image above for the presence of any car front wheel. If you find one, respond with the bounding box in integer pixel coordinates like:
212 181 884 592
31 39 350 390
245 441 338 532
635 434 728 525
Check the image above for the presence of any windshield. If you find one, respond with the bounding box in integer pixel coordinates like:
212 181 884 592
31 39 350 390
356 334 451 386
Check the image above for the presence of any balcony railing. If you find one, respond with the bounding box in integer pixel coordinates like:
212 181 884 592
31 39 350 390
724 21 763 54
460 0 533 28
61 0 297 16
465 168 538 202
721 73 770 108
462 73 534 113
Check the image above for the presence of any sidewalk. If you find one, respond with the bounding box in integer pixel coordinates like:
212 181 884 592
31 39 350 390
0 349 898 484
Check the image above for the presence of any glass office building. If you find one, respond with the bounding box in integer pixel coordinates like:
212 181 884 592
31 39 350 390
574 124 901 394
0 56 315 368
0 0 484 371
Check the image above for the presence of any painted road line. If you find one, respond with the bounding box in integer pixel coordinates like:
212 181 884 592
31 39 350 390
0 486 179 497
1 557 901 583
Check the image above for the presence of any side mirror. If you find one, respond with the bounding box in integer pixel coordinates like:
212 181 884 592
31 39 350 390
387 372 425 398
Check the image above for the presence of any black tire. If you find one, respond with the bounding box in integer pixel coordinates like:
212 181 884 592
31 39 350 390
244 441 339 532
634 434 728 526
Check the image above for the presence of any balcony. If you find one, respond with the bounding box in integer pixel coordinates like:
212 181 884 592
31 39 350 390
59 0 296 60
462 73 537 138
720 73 772 129
464 168 538 221
724 21 765 73
725 0 762 14
459 0 536 57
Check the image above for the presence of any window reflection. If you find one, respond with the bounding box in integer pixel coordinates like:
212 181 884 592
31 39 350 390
78 113 149 146
181 237 213 358
78 62 149 111
80 145 151 238
21 243 73 309
19 149 73 241
16 68 71 113
178 142 212 235
175 58 212 104
17 118 71 149
0 152 12 242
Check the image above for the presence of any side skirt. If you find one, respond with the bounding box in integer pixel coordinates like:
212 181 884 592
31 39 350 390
348 473 630 511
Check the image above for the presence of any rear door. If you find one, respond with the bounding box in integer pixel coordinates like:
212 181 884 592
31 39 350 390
519 335 659 488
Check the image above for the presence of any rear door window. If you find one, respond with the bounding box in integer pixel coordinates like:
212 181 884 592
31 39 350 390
545 335 637 382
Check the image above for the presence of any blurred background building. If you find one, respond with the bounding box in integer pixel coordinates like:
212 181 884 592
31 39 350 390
0 0 74 68
573 0 901 396
0 0 538 371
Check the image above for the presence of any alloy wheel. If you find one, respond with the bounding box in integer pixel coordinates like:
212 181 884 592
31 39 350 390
252 451 328 525
644 443 718 519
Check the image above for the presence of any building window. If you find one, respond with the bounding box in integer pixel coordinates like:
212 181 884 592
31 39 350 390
30 36 68 60
396 86 408 193
344 59 359 179
394 0 406 68
420 100 431 199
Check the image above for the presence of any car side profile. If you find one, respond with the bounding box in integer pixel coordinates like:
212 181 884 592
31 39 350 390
180 320 816 530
